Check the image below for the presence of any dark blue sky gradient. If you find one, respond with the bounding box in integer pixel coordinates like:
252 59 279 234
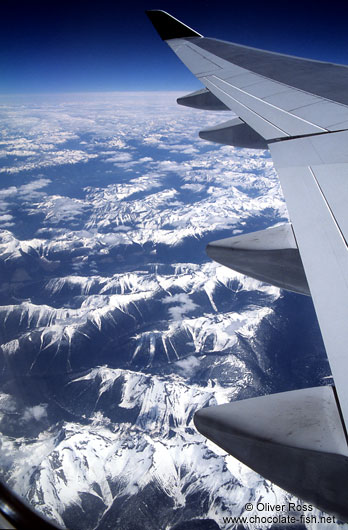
2 0 348 93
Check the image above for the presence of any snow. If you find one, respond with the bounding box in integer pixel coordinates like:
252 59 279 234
0 92 327 530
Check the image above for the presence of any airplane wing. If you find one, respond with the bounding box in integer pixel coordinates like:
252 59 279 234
146 10 348 520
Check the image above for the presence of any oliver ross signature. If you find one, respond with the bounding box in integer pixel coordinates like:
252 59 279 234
256 502 313 512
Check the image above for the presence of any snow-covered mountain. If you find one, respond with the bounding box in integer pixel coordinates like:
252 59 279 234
0 93 332 529
0 365 305 530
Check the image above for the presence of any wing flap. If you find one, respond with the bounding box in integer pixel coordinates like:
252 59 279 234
203 77 290 140
270 130 348 167
262 88 319 109
291 100 348 129
269 145 348 425
312 164 348 240
204 75 325 136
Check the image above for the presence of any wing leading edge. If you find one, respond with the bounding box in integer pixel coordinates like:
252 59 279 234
147 10 348 519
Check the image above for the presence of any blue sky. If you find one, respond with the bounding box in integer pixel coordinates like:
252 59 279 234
2 0 348 94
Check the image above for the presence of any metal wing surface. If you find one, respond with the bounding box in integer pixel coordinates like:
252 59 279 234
147 10 348 519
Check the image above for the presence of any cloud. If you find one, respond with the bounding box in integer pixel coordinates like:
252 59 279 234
0 150 98 174
175 355 200 376
167 144 199 155
103 152 133 163
142 134 163 145
104 138 128 149
37 195 88 224
163 293 198 321
18 179 51 195
0 214 14 222
0 187 17 199
22 404 48 422
0 393 16 413
181 183 206 193
0 179 52 217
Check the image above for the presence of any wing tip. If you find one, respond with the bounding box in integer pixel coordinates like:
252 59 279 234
146 10 202 40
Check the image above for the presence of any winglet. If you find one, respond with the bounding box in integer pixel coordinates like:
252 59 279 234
146 10 202 40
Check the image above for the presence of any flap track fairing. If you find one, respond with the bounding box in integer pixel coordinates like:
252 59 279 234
177 88 230 111
194 385 348 521
199 117 269 149
207 223 310 295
